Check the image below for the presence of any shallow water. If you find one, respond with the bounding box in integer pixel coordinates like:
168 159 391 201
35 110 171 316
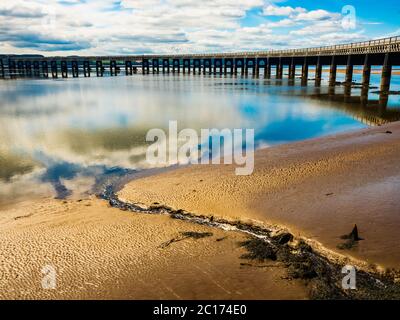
0 72 399 207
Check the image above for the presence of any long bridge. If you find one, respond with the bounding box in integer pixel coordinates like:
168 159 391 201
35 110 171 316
1 36 400 106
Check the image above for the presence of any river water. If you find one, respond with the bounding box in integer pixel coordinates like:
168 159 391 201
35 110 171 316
0 70 399 207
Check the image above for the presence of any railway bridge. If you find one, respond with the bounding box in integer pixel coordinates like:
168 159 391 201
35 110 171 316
1 36 400 106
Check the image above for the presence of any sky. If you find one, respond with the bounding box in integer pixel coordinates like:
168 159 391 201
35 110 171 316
0 0 399 56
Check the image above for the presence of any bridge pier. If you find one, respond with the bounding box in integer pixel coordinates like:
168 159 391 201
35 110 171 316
0 59 4 78
345 55 353 85
17 61 24 76
203 59 211 75
9 60 16 77
162 59 170 73
72 61 79 78
142 59 149 74
233 59 238 75
96 60 103 77
51 61 58 78
84 61 91 77
329 56 337 88
301 58 308 86
276 58 283 79
151 59 159 74
246 58 255 77
224 58 233 75
234 58 244 76
193 59 200 74
288 58 295 81
61 61 68 78
33 61 40 77
109 60 117 76
183 59 190 74
265 60 271 79
380 53 392 94
360 55 371 105
172 59 180 74
315 57 322 87
25 61 32 76
255 59 260 77
214 59 222 75
41 61 48 78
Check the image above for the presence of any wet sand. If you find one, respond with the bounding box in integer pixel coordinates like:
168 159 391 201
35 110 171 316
119 121 400 269
0 197 307 299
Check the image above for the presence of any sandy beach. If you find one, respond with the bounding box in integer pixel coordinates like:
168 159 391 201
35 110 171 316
0 197 307 300
119 121 400 269
1 122 400 299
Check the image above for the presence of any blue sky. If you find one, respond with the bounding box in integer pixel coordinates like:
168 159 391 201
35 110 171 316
0 0 399 55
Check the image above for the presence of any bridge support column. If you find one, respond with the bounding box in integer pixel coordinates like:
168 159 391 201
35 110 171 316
380 53 392 94
343 56 353 101
276 58 283 79
142 59 149 74
193 59 200 74
61 61 68 78
379 53 392 107
223 59 233 75
0 59 5 78
84 61 91 77
345 55 353 85
17 61 24 76
329 56 337 88
25 61 32 76
214 59 222 75
172 59 180 74
255 59 260 78
151 59 159 74
183 59 190 74
265 60 271 79
9 60 16 77
233 59 238 76
315 57 322 87
361 55 371 105
125 61 132 75
96 60 103 77
162 59 170 73
72 61 79 78
301 58 308 86
51 61 58 78
203 59 211 75
33 61 40 76
109 60 117 76
41 61 48 78
288 59 295 81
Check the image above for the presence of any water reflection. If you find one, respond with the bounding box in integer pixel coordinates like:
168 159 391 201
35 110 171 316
0 73 399 207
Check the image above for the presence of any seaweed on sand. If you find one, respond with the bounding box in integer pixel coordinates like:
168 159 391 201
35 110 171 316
239 236 400 300
159 231 213 248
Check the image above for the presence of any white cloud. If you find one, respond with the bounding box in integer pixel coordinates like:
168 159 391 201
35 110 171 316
295 9 338 21
262 5 305 16
0 0 375 55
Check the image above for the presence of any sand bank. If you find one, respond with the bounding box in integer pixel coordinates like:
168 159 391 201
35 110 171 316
0 197 306 299
119 121 400 269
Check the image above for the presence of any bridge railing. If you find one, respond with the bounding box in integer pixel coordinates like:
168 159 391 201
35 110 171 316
3 36 400 61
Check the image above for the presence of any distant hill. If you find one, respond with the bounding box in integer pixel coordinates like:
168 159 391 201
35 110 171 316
0 54 45 59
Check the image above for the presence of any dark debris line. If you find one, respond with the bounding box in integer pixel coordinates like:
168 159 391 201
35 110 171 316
100 185 400 300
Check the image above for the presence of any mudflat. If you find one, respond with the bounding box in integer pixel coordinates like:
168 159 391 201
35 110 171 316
0 197 306 299
119 121 400 269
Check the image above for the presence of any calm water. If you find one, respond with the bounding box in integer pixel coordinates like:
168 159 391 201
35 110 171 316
1 72 400 207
